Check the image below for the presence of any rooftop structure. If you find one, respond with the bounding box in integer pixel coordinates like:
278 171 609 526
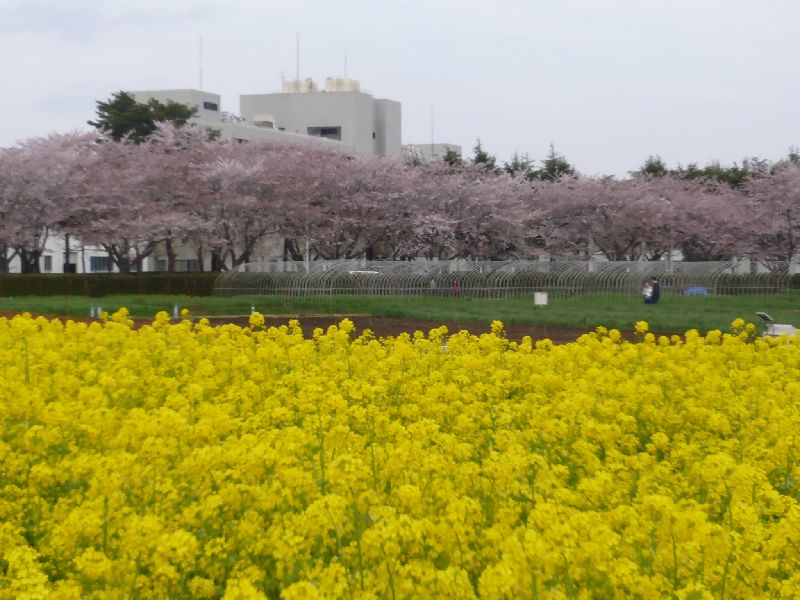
129 87 353 152
130 89 222 124
131 79 401 157
240 78 401 157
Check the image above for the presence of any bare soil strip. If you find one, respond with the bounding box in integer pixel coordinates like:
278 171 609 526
2 311 655 344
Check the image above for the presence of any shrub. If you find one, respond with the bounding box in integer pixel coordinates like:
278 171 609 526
0 273 219 297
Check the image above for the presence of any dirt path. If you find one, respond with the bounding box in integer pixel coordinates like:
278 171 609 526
1 311 650 344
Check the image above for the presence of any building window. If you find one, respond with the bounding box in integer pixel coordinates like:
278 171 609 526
203 101 219 111
43 256 52 272
90 256 112 273
307 126 342 141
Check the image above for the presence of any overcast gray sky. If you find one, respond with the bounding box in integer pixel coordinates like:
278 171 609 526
2 0 798 176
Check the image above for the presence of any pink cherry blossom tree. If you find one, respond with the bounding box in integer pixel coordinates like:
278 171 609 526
666 179 748 261
4 126 798 273
0 149 19 272
196 140 287 269
142 125 217 271
745 161 800 261
76 139 176 272
0 132 96 273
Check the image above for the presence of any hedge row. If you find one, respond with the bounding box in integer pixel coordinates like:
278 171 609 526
0 273 219 297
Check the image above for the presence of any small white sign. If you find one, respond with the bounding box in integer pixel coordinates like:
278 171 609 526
534 292 548 307
765 323 797 336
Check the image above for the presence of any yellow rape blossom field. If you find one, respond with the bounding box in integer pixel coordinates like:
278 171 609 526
2 309 800 599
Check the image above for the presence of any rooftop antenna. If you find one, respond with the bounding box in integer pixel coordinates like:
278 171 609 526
295 32 300 80
198 35 204 90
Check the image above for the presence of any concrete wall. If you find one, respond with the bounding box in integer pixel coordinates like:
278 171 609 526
130 86 401 157
375 99 402 157
213 122 354 153
3 230 289 274
6 234 120 273
240 90 400 157
148 233 285 271
130 89 221 124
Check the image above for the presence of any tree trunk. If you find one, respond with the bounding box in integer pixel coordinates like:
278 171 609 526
230 237 259 269
231 249 251 269
211 248 226 271
196 247 205 272
283 238 304 261
19 249 41 274
0 245 11 273
165 237 177 272
115 256 132 273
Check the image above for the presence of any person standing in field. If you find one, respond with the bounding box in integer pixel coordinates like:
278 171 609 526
643 277 660 304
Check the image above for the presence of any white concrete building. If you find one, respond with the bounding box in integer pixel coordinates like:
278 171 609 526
130 87 360 153
131 80 402 157
130 89 223 125
213 120 354 152
6 234 124 274
240 78 401 157
149 233 285 272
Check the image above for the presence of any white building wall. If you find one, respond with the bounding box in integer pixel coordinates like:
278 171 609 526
7 231 288 274
130 84 401 157
252 233 285 262
130 89 356 152
375 99 402 157
213 122 354 153
147 233 285 272
240 87 401 157
130 89 221 124
148 240 206 273
6 233 119 273
352 92 377 156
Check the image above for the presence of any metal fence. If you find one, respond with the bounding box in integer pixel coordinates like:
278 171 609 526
213 260 796 299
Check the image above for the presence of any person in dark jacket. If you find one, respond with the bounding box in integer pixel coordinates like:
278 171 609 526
643 277 660 304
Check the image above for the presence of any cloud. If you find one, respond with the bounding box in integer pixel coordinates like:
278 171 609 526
0 0 216 40
0 0 106 40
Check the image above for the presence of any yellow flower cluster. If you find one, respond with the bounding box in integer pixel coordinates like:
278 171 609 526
1 311 799 598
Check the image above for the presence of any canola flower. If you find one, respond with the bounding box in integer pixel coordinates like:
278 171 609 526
0 310 799 598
